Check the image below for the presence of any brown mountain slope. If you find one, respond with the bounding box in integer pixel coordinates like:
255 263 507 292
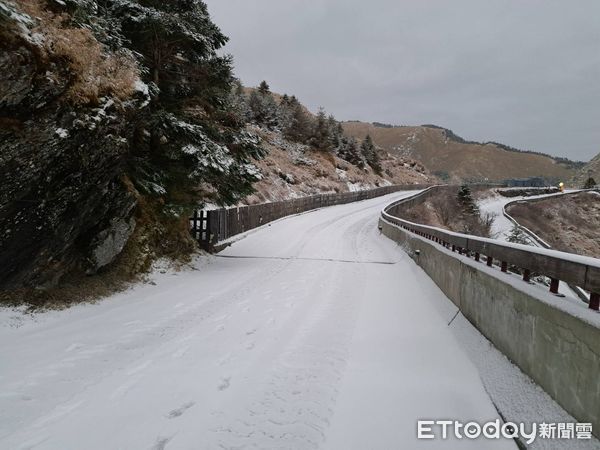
242 127 432 205
573 153 600 187
342 122 577 183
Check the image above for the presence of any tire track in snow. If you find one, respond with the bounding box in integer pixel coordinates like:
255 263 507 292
212 274 360 449
209 201 381 449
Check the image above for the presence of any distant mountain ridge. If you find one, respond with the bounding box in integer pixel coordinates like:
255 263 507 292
343 121 582 184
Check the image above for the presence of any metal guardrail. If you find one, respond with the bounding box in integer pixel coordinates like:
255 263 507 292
381 187 600 311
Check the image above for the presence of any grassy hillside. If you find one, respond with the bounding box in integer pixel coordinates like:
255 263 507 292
342 122 579 183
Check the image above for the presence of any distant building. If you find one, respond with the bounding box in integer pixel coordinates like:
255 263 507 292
503 177 548 187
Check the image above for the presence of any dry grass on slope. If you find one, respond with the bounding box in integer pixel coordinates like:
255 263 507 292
343 122 576 183
18 0 139 105
243 128 432 205
506 192 600 258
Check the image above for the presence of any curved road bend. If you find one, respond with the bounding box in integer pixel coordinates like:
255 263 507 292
0 191 514 449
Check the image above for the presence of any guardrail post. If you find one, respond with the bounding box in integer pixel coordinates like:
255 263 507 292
452 245 456 252
475 253 480 262
550 278 560 294
523 269 531 282
487 256 493 267
501 261 508 273
589 293 599 311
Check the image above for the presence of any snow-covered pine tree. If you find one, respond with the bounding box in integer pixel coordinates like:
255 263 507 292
337 137 365 167
360 135 382 174
327 114 342 149
311 108 332 151
507 225 531 245
247 87 278 128
283 96 312 143
91 0 264 206
229 79 251 124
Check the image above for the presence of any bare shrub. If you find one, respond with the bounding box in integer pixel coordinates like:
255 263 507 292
431 196 452 226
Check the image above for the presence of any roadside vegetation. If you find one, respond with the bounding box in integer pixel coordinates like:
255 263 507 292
400 186 495 237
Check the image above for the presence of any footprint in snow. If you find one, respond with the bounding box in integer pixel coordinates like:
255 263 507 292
167 401 196 419
151 436 172 450
218 377 231 391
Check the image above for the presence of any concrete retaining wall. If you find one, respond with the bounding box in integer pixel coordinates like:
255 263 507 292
380 218 600 436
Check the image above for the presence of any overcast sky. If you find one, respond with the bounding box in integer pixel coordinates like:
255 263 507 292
205 0 600 161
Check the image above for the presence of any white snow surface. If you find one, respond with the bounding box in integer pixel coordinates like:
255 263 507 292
0 192 589 449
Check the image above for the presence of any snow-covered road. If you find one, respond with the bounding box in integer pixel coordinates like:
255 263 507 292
0 192 514 449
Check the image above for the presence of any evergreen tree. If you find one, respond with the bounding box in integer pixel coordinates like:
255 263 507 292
457 185 480 216
327 115 341 147
228 79 250 124
584 177 597 189
276 94 293 133
109 0 232 103
337 137 364 167
247 88 278 128
311 108 332 151
99 0 262 205
507 225 530 245
283 96 311 143
360 135 381 174
258 80 270 94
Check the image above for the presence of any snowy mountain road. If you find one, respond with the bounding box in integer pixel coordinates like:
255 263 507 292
0 192 514 449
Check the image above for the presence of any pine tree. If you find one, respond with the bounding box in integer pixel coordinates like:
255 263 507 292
110 0 232 102
360 135 381 174
507 225 530 245
258 80 270 94
337 137 364 167
247 88 278 128
457 185 480 216
311 108 332 151
229 79 250 124
283 96 311 143
100 0 262 205
327 115 340 147
276 94 293 133
584 177 597 189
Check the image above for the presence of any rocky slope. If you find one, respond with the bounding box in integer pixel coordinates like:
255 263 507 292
0 0 262 296
573 152 600 187
343 121 581 184
0 1 431 301
244 126 431 204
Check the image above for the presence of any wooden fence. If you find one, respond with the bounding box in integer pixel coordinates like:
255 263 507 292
381 186 600 311
190 184 429 251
